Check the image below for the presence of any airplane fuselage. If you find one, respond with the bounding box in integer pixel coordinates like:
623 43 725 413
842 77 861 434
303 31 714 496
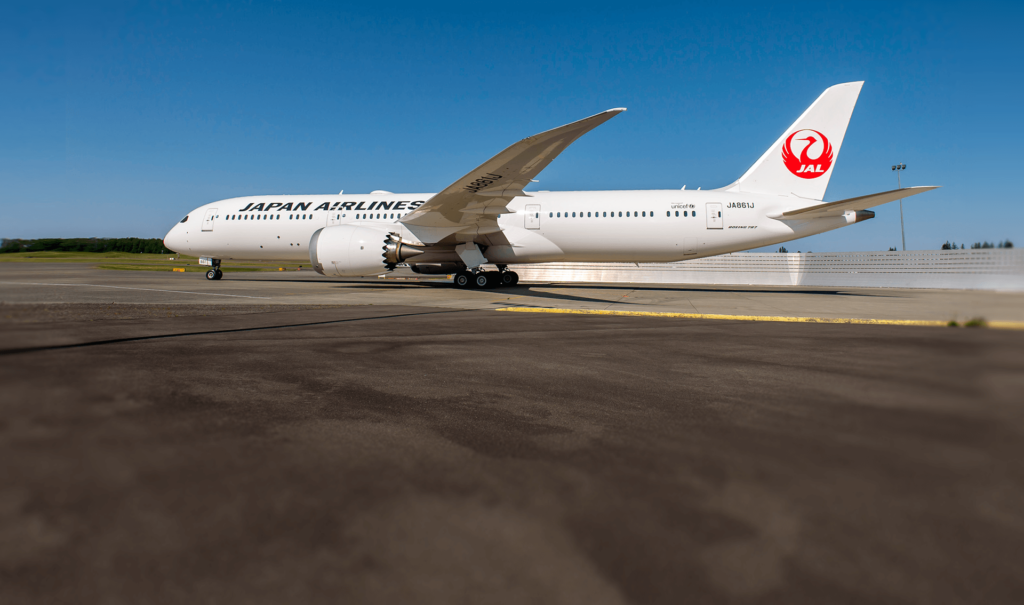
163 190 863 266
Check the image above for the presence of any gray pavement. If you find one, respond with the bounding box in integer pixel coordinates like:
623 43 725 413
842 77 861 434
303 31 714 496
2 262 1024 322
1 264 1024 604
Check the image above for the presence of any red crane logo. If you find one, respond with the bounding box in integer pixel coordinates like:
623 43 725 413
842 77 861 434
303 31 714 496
782 129 833 179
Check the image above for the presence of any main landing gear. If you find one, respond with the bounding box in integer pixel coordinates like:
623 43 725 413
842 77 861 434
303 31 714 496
453 268 519 289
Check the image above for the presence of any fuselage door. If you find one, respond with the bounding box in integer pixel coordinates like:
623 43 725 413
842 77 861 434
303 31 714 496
328 211 343 226
706 203 723 229
202 208 218 232
525 204 541 229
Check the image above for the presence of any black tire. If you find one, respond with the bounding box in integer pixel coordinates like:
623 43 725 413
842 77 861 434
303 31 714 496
500 272 516 287
508 272 519 286
473 273 490 288
205 269 217 280
213 269 223 280
453 271 472 288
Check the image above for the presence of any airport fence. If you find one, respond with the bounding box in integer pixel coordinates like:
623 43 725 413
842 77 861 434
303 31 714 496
509 249 1024 291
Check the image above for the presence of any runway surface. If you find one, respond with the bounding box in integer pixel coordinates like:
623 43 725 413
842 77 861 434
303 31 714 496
2 265 1024 604
3 262 1024 322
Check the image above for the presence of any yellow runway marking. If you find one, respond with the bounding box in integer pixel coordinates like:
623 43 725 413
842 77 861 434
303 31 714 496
495 307 1024 330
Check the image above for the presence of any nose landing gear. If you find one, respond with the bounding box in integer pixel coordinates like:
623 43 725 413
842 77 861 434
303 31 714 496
203 258 223 280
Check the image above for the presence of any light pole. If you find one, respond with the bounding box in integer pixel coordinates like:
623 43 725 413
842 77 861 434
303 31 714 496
892 163 907 251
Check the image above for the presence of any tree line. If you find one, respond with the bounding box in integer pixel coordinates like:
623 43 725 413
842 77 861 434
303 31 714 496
0 238 173 254
942 240 1013 250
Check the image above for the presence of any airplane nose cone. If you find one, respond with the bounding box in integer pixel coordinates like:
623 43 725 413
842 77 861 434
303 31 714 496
163 225 183 253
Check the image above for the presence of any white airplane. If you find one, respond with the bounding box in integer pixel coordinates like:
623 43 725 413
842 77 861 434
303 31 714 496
163 81 937 287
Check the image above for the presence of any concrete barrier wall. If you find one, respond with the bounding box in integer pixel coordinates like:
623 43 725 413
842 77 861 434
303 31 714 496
510 249 1024 291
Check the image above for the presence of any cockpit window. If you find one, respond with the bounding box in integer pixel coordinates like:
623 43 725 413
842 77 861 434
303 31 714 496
179 215 189 223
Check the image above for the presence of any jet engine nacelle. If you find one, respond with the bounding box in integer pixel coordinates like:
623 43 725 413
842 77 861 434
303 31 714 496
309 225 391 277
310 225 426 277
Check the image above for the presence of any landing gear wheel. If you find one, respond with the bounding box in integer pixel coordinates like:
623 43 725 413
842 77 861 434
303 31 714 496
500 271 518 287
453 271 472 289
473 273 490 288
214 269 223 280
206 269 218 280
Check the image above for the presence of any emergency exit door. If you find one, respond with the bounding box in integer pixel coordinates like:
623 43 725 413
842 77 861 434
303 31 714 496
525 204 541 229
706 203 723 229
202 209 218 232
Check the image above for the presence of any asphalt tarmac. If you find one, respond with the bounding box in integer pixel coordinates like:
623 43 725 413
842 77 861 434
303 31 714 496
2 267 1023 604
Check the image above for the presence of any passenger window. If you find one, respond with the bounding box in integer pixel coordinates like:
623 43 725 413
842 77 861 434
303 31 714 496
572 212 576 217
603 212 607 217
666 211 670 217
618 212 622 217
642 211 646 217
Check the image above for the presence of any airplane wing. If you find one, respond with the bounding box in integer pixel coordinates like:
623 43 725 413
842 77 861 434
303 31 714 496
775 186 939 219
400 108 625 243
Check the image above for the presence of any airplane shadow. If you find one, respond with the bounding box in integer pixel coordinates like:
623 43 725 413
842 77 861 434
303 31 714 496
234 275 886 298
228 275 888 306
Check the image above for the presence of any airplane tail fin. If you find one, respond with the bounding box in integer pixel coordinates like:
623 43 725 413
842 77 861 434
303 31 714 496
722 82 863 201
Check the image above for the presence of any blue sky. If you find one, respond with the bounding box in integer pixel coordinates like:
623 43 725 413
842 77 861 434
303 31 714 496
2 1 1021 251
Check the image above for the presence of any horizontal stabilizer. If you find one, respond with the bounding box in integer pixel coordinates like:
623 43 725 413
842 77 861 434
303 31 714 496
773 186 939 219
